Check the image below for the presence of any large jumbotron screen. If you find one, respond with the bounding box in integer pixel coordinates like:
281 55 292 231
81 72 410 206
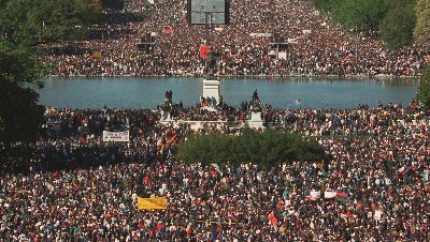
187 0 230 25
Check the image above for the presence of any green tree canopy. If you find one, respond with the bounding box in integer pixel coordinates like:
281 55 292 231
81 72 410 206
74 0 103 24
381 0 417 50
414 0 430 43
0 0 110 44
312 0 339 12
0 0 122 153
331 0 389 31
312 0 422 50
177 129 325 166
418 65 430 107
102 0 124 9
0 43 46 149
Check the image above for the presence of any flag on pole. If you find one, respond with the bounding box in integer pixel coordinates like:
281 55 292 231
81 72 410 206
137 197 168 210
167 135 177 145
200 46 210 59
268 211 278 226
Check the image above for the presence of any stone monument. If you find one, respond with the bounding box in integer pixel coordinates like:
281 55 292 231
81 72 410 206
202 79 220 113
160 109 172 122
245 89 265 130
203 79 220 102
160 90 173 123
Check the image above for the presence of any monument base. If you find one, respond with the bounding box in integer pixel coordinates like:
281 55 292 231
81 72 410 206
203 79 220 102
245 112 265 130
160 110 173 123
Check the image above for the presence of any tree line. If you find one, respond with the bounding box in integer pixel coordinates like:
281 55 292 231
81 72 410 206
418 65 430 107
0 0 124 44
312 0 430 50
0 0 124 153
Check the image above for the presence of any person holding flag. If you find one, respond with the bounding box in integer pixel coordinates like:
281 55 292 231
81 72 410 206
268 211 278 227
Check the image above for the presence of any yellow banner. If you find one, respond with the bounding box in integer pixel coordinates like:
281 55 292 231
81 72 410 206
137 197 168 210
92 50 102 58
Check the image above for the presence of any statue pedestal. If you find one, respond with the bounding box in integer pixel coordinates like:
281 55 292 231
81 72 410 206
246 112 265 130
160 110 173 123
203 79 220 101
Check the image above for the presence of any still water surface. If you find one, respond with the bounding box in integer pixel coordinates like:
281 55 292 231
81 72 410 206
37 77 418 109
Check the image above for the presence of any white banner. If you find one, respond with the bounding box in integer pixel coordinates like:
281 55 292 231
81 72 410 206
310 190 321 198
103 131 129 142
250 33 272 37
288 38 298 44
303 30 312 35
374 210 383 221
324 191 337 198
278 52 287 60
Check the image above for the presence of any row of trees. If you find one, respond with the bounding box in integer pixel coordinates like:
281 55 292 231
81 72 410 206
0 43 46 151
418 65 430 107
176 129 325 166
0 0 124 44
312 0 429 50
0 0 123 152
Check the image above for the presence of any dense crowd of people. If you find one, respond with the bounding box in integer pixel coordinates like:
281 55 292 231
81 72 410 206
40 0 430 77
3 0 430 240
1 97 430 241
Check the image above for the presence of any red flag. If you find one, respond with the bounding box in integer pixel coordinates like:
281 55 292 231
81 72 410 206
209 169 217 177
336 191 348 198
167 135 177 145
200 46 210 59
162 27 174 34
155 222 164 234
276 200 284 209
346 210 351 217
296 216 301 232
268 211 278 226
229 214 238 221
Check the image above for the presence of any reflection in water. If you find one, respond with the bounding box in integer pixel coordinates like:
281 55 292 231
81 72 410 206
37 77 418 109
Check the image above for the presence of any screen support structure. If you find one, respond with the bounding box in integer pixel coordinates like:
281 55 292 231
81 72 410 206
205 12 214 77
188 0 230 76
